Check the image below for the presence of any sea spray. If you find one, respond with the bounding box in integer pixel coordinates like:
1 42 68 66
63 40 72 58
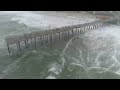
59 25 120 79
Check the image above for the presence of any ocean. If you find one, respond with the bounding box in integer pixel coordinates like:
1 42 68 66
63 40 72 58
0 11 120 79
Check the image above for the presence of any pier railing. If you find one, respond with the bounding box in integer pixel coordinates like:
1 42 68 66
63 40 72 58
5 19 118 55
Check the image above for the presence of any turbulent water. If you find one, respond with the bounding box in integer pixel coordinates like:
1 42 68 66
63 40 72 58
0 11 120 79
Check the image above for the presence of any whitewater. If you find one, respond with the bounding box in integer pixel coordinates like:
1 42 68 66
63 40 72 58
0 11 120 79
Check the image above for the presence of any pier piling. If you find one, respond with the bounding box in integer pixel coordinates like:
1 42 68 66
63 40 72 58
5 19 117 55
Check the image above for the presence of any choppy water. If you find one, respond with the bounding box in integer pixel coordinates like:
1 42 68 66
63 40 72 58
0 11 120 79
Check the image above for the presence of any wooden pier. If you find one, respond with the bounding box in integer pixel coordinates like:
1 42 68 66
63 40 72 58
5 19 118 55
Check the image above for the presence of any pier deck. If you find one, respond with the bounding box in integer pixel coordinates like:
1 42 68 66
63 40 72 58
5 19 118 55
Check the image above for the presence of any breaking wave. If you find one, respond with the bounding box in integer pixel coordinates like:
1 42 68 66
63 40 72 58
59 25 120 79
1 11 96 29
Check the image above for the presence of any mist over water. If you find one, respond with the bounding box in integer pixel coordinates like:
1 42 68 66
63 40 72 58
0 11 120 79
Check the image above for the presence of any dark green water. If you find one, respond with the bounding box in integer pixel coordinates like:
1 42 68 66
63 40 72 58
0 11 73 79
1 11 120 79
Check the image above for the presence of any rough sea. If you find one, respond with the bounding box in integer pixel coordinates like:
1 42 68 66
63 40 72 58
0 11 120 79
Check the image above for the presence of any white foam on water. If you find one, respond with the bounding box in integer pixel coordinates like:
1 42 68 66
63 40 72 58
11 12 49 29
0 11 97 49
48 64 61 75
2 11 97 29
85 26 120 74
46 62 63 79
45 75 56 79
61 25 120 77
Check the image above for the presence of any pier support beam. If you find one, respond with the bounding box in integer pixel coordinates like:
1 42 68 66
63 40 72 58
7 44 10 55
17 42 21 52
34 38 37 47
5 19 115 55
